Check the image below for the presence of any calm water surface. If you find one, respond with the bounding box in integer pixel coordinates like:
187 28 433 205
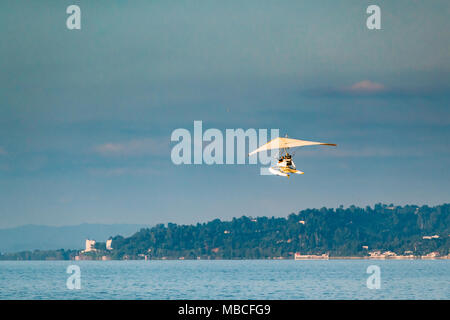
0 260 448 299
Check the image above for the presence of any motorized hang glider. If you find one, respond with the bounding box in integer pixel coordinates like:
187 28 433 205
249 136 337 178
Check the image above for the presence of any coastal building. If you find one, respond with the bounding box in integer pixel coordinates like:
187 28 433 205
383 251 396 257
422 235 440 239
368 250 419 259
368 250 397 259
294 252 329 260
84 239 97 252
422 252 440 259
74 255 93 261
389 253 416 260
368 250 382 258
106 239 113 250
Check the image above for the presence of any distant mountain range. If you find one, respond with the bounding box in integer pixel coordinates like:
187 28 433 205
0 224 149 253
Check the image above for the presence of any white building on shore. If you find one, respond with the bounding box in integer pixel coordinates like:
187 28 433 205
106 239 113 250
84 239 97 252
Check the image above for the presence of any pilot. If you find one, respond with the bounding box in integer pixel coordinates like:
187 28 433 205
285 154 292 166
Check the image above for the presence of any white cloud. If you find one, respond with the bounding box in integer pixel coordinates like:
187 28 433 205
347 80 385 93
93 138 168 157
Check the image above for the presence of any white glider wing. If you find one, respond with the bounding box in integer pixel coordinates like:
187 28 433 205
249 137 336 156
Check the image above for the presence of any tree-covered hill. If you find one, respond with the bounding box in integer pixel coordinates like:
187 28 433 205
109 204 450 259
1 204 448 260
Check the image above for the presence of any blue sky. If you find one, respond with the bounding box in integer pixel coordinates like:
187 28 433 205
0 0 449 227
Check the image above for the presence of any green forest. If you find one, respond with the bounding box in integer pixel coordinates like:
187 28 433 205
1 203 449 260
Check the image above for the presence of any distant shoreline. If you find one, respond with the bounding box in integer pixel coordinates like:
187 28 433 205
1 256 449 261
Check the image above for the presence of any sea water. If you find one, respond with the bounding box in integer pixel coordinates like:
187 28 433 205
0 260 448 299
